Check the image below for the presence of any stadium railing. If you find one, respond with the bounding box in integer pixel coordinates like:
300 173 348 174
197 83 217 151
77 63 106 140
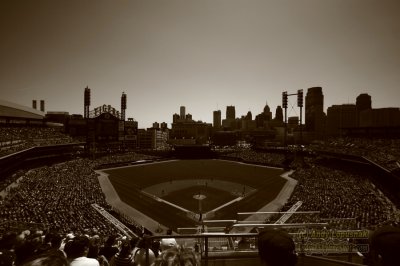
136 232 366 266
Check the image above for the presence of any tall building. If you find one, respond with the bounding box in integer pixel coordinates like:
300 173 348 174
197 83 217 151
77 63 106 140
305 87 326 133
173 113 180 123
222 105 236 130
327 104 357 136
160 122 168 131
356 93 372 126
152 122 160 129
356 93 372 112
274 106 283 123
245 111 252 120
255 103 272 128
213 110 221 129
40 100 45 112
226 106 235 120
263 104 272 121
180 106 186 120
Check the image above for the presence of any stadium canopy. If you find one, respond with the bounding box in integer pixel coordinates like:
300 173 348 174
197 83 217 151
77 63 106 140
0 99 44 120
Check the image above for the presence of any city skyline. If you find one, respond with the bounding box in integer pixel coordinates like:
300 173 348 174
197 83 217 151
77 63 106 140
1 0 400 128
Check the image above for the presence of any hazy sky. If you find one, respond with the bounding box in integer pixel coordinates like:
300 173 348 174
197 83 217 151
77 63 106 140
1 0 399 128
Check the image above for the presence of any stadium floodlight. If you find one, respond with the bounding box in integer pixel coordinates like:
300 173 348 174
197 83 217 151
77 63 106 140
282 91 288 108
297 89 303 107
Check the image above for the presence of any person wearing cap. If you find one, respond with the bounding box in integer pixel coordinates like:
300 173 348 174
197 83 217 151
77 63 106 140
369 225 400 266
160 238 178 252
257 228 297 266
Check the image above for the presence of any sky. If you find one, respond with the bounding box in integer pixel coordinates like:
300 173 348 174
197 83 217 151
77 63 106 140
1 0 399 128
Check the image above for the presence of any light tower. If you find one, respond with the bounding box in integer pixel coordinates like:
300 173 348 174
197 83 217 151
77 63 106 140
282 91 288 146
121 92 127 121
282 90 303 146
84 86 91 119
297 89 303 143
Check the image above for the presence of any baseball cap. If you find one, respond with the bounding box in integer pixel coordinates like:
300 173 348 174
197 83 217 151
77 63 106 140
160 238 178 251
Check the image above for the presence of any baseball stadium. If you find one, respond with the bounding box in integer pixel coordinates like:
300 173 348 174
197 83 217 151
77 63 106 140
1 97 400 266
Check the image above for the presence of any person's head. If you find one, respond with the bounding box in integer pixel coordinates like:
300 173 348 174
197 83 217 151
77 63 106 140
64 236 90 259
133 248 155 266
50 234 62 250
118 241 133 258
0 232 17 250
369 225 400 266
160 238 178 252
258 229 297 266
105 235 117 247
20 251 68 266
153 248 200 266
130 237 140 249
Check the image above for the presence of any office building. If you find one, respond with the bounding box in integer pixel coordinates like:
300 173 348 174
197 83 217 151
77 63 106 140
180 106 186 120
327 104 358 136
305 87 326 134
356 93 372 112
213 110 221 129
356 93 372 126
226 106 235 120
359 108 400 127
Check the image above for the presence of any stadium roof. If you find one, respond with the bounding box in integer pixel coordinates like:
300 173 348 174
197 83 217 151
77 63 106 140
0 99 45 119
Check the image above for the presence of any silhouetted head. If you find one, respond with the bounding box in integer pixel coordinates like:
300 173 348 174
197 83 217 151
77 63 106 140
369 225 400 266
258 229 297 266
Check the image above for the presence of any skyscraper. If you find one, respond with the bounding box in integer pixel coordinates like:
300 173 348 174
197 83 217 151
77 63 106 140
356 93 372 112
226 106 235 120
213 110 221 129
305 87 325 133
327 104 357 136
274 106 283 122
180 106 186 120
356 93 372 126
173 113 180 123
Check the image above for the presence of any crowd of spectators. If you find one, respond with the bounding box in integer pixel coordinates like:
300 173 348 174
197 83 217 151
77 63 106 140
280 165 398 230
0 228 201 266
0 126 80 157
0 149 157 236
222 149 286 167
94 152 157 169
310 137 400 172
0 159 122 236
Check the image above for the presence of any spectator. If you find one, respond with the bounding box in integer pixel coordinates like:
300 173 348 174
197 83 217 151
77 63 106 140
19 251 68 266
98 236 119 262
258 229 297 266
64 236 99 266
133 238 155 266
237 237 251 250
160 238 178 252
109 240 135 266
152 248 200 266
369 225 400 266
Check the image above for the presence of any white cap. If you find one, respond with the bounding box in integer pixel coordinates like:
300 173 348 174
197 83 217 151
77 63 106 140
160 238 178 251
